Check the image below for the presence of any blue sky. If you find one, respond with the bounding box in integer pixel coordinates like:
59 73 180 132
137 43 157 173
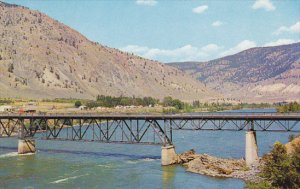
4 0 300 62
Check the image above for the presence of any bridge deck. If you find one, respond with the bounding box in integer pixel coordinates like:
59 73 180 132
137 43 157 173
0 113 300 120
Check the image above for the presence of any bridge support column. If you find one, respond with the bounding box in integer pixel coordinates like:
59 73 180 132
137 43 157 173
18 123 35 154
245 131 258 166
18 138 36 154
161 145 178 166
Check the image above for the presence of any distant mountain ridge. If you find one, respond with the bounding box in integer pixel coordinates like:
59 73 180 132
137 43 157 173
170 43 300 102
0 1 217 101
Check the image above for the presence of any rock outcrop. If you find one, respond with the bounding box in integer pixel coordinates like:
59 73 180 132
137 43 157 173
176 149 262 182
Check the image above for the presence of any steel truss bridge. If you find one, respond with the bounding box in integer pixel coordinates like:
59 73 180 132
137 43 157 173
0 113 300 146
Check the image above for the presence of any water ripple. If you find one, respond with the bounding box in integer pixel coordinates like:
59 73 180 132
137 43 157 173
0 146 160 160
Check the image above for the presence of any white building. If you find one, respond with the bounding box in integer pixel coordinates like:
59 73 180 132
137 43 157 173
0 105 13 112
78 105 88 110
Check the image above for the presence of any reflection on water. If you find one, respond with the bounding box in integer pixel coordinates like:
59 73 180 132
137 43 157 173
162 165 176 189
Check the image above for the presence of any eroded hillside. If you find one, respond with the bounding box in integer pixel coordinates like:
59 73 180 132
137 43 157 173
171 43 300 102
0 2 217 101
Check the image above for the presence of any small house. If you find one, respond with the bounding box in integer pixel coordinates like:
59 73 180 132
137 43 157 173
27 102 37 106
78 105 88 110
0 105 13 112
23 106 37 113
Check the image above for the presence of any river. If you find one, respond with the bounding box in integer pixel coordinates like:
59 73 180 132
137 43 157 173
0 109 293 188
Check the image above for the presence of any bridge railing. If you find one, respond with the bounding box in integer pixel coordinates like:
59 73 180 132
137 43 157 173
1 112 300 117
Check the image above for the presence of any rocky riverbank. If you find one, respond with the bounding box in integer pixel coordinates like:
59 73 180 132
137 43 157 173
175 150 262 182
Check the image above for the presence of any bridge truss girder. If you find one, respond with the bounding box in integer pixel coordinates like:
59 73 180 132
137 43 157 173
0 118 173 145
171 119 300 132
1 116 300 145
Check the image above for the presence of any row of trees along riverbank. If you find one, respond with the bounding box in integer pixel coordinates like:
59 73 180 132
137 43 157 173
70 95 273 113
276 102 300 113
3 97 298 113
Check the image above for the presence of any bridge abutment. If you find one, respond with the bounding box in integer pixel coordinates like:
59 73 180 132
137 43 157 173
161 145 178 166
18 138 36 154
245 131 259 166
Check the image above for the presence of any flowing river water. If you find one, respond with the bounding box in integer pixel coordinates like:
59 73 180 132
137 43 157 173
0 109 294 189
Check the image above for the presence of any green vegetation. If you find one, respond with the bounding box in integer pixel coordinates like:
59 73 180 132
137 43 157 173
162 108 180 114
74 100 82 108
262 142 300 188
192 101 272 112
0 99 12 105
162 96 195 112
245 141 300 189
86 95 159 109
232 103 272 110
83 95 273 113
1 96 275 113
289 134 298 142
161 99 272 113
42 98 89 104
162 96 184 110
245 182 277 189
85 95 203 112
192 101 232 112
277 102 300 113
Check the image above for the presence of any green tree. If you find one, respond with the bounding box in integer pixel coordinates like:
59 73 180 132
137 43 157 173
162 96 184 110
289 135 296 142
244 181 278 189
277 102 300 113
246 141 300 189
192 100 200 108
74 100 82 108
262 142 300 189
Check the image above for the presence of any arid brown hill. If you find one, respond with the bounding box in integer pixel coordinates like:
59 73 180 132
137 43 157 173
0 2 217 101
171 43 300 103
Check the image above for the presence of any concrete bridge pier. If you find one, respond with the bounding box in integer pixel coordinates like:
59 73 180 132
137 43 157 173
161 145 178 166
245 131 259 166
18 124 36 154
18 138 36 154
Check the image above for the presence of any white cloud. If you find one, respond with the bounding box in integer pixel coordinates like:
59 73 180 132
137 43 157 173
121 45 149 53
201 44 221 53
212 21 223 27
252 0 275 11
136 0 157 6
221 40 257 56
274 21 300 35
264 39 296 47
120 44 222 62
121 39 300 62
192 5 208 14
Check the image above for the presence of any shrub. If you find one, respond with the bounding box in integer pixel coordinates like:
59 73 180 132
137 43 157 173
8 63 14 73
94 95 159 108
246 141 300 189
289 135 296 142
277 102 300 113
74 100 82 108
244 181 277 189
261 142 300 189
162 96 184 110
